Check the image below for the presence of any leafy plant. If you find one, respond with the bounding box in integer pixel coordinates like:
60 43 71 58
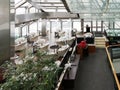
0 51 61 90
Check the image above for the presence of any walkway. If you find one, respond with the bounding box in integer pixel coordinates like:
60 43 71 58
73 48 115 90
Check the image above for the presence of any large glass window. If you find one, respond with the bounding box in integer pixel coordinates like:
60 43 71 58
29 22 37 33
57 9 67 12
15 0 22 4
51 21 58 32
92 21 96 32
115 21 120 29
16 8 26 14
51 19 61 32
84 22 91 32
97 21 101 32
103 22 109 30
29 7 36 13
46 21 50 31
38 20 42 31
35 9 39 13
73 21 81 32
15 27 20 39
44 9 56 12
46 21 50 36
22 26 27 37
49 20 58 44
56 20 61 31
62 19 72 38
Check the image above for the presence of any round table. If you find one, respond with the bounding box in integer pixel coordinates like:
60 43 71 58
50 45 59 53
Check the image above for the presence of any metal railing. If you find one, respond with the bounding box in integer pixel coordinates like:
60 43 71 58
105 45 120 90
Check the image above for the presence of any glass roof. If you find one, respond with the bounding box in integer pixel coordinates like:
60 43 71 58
30 0 66 12
15 0 23 4
65 0 120 21
22 2 32 7
15 0 67 12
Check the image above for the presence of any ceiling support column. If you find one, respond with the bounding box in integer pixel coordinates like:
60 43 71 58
81 19 84 34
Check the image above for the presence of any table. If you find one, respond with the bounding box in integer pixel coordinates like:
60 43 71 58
50 45 59 53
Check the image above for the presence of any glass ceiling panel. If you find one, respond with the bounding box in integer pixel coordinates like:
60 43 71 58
22 2 32 7
15 0 22 4
30 0 65 12
45 0 61 2
65 0 120 21
66 0 110 14
31 0 61 2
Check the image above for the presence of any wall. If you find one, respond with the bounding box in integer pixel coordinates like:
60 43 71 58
0 0 14 64
10 0 15 58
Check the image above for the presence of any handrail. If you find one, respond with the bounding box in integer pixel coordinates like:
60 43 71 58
105 46 120 90
107 44 120 48
55 39 77 90
55 52 71 90
55 66 67 90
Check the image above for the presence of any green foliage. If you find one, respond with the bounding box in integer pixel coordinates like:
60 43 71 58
0 51 61 90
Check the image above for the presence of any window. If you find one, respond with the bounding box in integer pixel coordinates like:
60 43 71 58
29 7 36 13
51 21 58 32
22 26 27 37
103 22 109 30
92 21 96 32
84 22 91 32
73 21 81 32
15 0 22 4
38 20 42 35
50 19 61 32
46 20 50 32
115 21 120 29
57 9 67 12
29 22 37 33
62 19 72 38
97 21 101 32
15 27 20 39
16 8 26 14
38 20 42 31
